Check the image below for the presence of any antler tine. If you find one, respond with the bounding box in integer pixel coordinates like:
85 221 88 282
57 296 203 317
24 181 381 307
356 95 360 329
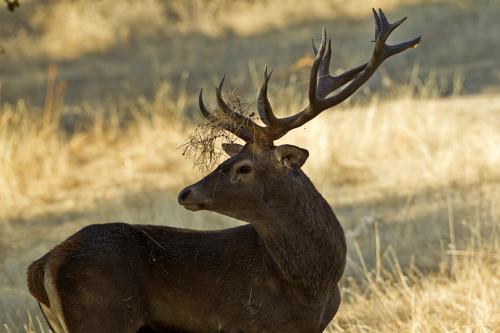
371 8 420 58
310 28 328 102
199 75 263 143
215 75 259 127
312 37 332 79
257 66 277 126
198 89 213 120
215 75 251 125
372 8 382 41
317 8 420 103
377 8 406 36
312 33 367 99
215 75 233 115
263 8 420 141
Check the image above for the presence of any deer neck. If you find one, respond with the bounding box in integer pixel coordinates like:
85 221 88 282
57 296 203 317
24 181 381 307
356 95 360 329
251 170 346 297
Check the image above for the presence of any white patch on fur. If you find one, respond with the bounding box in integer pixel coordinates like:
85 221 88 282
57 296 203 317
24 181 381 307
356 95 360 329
43 268 70 333
40 302 64 333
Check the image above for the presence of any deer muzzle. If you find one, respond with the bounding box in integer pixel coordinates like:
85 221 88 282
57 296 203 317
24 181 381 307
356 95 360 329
178 185 210 211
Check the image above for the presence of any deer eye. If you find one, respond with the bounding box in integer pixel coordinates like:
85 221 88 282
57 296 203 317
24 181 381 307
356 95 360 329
237 165 253 174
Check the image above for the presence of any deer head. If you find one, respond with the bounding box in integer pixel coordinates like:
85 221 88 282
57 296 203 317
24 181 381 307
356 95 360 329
178 9 421 223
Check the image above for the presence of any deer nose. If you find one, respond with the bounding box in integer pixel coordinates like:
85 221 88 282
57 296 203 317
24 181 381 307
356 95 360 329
178 188 192 204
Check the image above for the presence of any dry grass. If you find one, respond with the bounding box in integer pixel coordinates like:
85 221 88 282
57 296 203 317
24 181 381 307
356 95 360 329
331 247 500 332
2 89 499 221
1 90 499 332
32 0 166 59
2 0 499 106
1 0 499 332
5 0 433 57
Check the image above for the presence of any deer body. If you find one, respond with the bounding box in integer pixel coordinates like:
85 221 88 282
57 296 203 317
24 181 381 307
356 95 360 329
27 9 419 332
29 159 344 333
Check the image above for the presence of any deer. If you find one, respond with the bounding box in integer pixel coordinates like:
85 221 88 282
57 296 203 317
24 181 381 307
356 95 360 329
27 9 420 333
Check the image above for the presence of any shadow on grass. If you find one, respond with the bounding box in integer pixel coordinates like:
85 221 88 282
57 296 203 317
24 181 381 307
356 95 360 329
1 1 498 108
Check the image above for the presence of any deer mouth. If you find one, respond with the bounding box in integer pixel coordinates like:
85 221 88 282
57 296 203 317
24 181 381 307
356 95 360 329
182 203 207 211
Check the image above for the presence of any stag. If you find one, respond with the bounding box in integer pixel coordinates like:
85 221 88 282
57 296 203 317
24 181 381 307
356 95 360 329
27 9 420 333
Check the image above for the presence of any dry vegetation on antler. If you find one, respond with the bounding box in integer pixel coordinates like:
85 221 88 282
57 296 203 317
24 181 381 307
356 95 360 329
181 92 256 173
1 0 499 332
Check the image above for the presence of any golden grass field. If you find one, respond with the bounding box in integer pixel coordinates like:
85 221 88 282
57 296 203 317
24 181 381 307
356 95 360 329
1 0 499 332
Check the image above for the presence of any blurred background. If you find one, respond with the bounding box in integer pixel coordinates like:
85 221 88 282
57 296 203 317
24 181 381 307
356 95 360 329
0 0 499 332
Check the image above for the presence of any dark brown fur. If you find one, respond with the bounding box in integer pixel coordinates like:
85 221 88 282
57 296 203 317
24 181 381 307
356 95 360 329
27 142 346 332
27 239 83 306
27 256 50 306
28 220 343 332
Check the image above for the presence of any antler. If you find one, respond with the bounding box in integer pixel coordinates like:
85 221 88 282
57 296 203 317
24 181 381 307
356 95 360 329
199 8 421 145
199 77 264 143
259 8 421 140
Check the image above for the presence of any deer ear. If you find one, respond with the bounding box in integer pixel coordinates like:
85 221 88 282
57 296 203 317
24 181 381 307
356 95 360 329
222 143 243 157
274 145 309 169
